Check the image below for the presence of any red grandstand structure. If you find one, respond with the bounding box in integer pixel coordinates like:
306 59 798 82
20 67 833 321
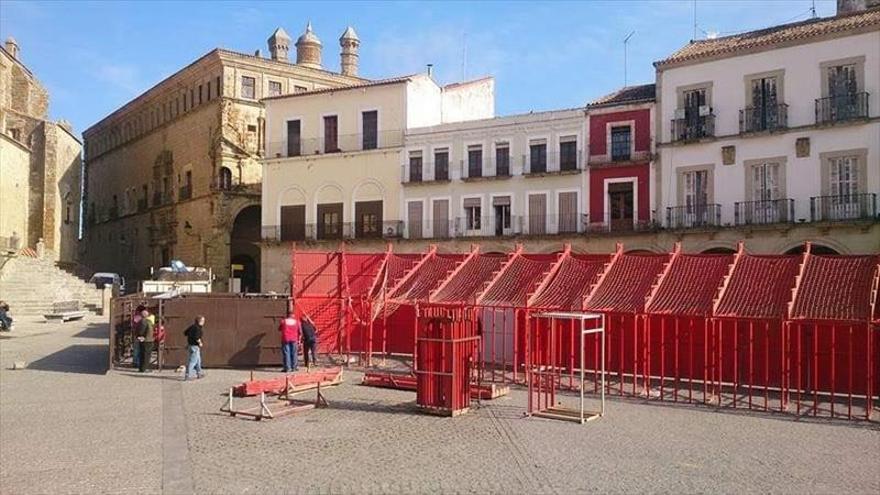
289 242 879 421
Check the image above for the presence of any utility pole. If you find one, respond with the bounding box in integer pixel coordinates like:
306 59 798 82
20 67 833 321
624 31 635 87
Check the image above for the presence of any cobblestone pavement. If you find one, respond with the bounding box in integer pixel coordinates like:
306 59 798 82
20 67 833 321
2 317 879 494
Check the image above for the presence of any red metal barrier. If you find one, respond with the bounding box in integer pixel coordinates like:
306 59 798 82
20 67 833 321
414 306 481 416
289 245 880 422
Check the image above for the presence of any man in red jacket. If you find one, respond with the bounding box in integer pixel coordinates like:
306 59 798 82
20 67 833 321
278 312 301 372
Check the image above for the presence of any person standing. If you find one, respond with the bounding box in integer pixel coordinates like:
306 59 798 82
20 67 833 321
136 309 155 372
278 312 301 373
301 315 318 369
183 316 205 381
131 305 145 368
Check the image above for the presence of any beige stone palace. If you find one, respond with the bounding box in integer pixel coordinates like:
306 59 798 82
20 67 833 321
0 37 82 264
80 24 364 291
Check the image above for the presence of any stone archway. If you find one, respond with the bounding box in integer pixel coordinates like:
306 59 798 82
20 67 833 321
785 244 840 255
231 205 261 292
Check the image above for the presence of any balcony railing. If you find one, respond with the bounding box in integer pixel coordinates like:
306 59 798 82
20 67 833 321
815 92 869 124
588 149 653 166
523 150 584 175
671 113 715 142
810 193 877 222
739 104 788 133
453 215 523 237
262 221 405 242
267 130 404 158
666 203 722 229
178 185 192 201
401 161 451 184
406 219 454 240
734 199 794 226
460 157 514 180
582 212 659 233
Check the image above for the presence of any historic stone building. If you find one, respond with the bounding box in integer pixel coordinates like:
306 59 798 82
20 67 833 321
81 24 364 291
0 37 82 264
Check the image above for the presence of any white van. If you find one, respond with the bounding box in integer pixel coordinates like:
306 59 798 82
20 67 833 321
89 272 126 294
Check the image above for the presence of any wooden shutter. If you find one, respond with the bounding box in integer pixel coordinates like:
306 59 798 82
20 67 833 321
433 199 449 239
558 192 578 233
286 120 301 157
324 116 338 152
408 201 423 239
280 205 305 241
529 194 546 235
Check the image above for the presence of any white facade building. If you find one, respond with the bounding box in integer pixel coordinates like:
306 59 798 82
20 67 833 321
655 8 879 240
401 109 586 239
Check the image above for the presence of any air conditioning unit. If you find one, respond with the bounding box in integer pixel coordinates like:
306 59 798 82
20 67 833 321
674 108 686 119
699 105 712 116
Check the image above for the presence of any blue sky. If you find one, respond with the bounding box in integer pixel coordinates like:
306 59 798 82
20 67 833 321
1 0 836 134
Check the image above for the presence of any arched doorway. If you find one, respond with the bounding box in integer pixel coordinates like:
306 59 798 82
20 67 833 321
785 244 840 255
231 205 261 292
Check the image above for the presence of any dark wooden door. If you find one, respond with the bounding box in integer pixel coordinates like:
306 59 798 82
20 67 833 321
286 120 300 156
355 200 383 239
317 203 343 239
280 204 305 241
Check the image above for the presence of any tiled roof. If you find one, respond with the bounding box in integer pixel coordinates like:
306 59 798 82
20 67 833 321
262 75 416 101
655 9 880 68
714 255 802 319
789 254 879 322
588 83 656 107
431 254 508 304
646 254 734 316
530 255 611 310
479 254 558 307
584 253 670 313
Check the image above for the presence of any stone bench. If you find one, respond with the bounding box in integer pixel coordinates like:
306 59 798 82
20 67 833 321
43 300 86 322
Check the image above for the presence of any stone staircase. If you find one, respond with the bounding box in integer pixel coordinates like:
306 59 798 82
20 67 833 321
0 254 103 316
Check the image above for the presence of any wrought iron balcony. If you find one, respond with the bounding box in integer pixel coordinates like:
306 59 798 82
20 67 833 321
460 157 514 180
401 161 451 184
523 150 584 175
453 215 523 238
815 92 869 124
671 113 715 142
666 203 722 229
406 219 454 240
734 199 794 226
266 130 404 158
582 212 659 233
262 221 404 242
810 193 877 222
739 104 788 133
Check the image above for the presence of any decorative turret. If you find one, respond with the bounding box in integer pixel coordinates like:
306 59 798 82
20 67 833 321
339 26 360 77
268 27 291 62
5 36 19 60
295 21 322 69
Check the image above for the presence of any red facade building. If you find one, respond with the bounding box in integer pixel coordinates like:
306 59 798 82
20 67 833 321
586 84 655 231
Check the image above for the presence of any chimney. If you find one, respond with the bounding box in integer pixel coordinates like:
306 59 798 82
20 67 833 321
426 64 433 78
254 49 262 58
5 37 19 60
339 26 360 76
267 27 291 62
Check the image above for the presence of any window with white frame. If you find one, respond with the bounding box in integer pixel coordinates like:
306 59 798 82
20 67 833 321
684 170 709 212
467 145 483 178
750 162 780 202
829 155 860 200
241 76 256 99
464 198 481 230
610 126 631 161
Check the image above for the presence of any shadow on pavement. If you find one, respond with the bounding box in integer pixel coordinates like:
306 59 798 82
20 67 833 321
27 344 108 375
74 323 109 339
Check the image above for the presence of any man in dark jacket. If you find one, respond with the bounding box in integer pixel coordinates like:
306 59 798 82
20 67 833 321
301 315 318 369
183 315 205 380
136 309 155 372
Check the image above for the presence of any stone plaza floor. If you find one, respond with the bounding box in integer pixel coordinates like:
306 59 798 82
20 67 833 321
1 315 878 494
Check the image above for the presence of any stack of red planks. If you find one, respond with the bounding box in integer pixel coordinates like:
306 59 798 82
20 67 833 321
361 371 508 400
233 367 344 397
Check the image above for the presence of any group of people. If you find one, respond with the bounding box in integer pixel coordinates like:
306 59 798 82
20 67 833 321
129 307 318 378
278 312 318 372
0 300 12 331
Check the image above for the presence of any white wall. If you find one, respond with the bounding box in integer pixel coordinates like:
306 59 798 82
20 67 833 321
658 30 880 225
441 78 495 123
